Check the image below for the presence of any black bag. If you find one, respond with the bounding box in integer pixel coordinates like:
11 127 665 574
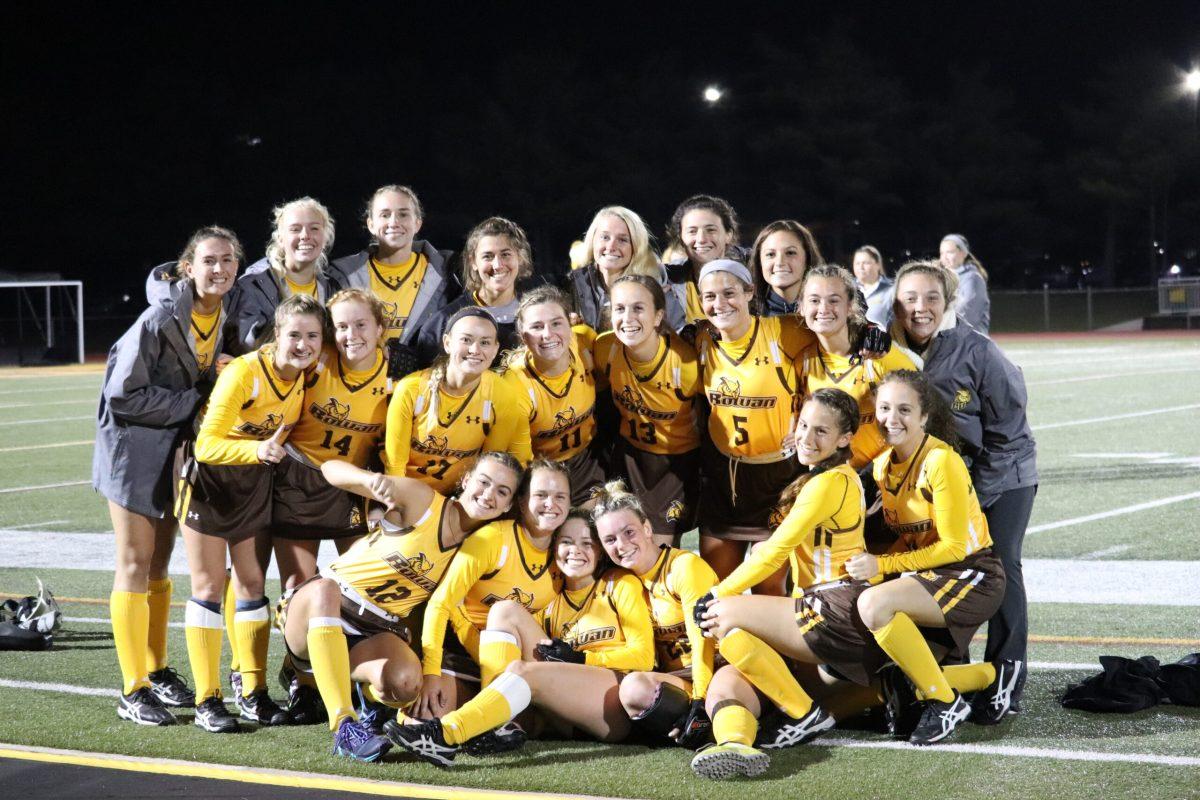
1158 653 1200 707
1060 655 1165 713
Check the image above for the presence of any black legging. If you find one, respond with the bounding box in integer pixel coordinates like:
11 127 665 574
982 485 1037 665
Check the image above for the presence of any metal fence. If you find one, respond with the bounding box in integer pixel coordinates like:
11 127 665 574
990 286 1160 333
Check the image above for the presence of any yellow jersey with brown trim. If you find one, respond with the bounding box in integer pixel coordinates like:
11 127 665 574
288 347 389 468
593 331 701 455
190 307 221 372
637 546 717 699
369 253 429 340
195 346 304 466
872 434 993 575
699 315 815 459
503 334 597 460
802 343 917 468
325 492 458 621
420 519 556 676
537 569 655 672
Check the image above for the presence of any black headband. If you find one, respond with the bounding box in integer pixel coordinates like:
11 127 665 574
443 305 500 336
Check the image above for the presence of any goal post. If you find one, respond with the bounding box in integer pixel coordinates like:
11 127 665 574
0 280 85 365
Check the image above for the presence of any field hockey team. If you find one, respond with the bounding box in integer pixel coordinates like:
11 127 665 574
93 188 1037 778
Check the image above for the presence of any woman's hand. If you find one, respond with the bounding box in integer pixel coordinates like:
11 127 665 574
696 594 738 640
364 472 396 511
845 552 880 581
413 673 453 719
215 353 234 375
256 425 288 464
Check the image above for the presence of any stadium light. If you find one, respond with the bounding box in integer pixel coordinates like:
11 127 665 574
703 85 723 105
1186 69 1200 93
1169 264 1182 275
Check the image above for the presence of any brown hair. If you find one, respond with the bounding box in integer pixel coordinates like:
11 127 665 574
854 245 886 278
667 194 740 258
802 264 869 337
876 369 961 451
364 184 424 224
893 259 959 307
519 457 572 502
772 388 859 525
553 509 614 579
610 273 669 334
174 225 244 278
273 292 326 332
461 216 534 294
749 219 824 303
457 450 526 500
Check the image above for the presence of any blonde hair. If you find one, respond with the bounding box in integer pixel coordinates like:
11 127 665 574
590 479 649 526
894 259 959 306
803 264 869 329
327 288 386 329
582 206 659 280
364 184 424 224
272 293 326 332
266 197 336 282
854 245 886 277
502 286 573 371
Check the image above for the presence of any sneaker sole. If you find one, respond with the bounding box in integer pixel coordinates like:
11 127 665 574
117 705 175 727
334 742 392 763
194 717 239 733
759 714 836 750
691 750 769 779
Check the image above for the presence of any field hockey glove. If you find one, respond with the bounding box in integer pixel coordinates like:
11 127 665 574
674 699 712 749
385 338 421 382
536 638 586 664
692 592 714 629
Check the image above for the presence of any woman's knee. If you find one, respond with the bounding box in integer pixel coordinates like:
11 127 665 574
618 672 659 715
377 660 422 705
487 600 525 629
856 588 893 630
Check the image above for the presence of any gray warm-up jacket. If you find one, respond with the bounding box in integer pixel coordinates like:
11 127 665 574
224 258 342 356
859 275 895 330
894 313 1037 507
94 264 226 518
953 263 990 335
564 262 685 333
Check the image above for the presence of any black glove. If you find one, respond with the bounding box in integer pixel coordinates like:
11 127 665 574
673 699 712 749
692 591 714 629
385 338 421 382
535 638 586 664
853 324 891 365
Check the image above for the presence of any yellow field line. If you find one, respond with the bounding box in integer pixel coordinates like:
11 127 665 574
0 592 186 608
0 439 93 453
0 744 621 800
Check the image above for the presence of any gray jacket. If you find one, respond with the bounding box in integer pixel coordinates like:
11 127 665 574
564 262 685 333
953 262 990 334
859 274 895 330
663 245 752 331
224 258 341 356
893 313 1037 507
329 240 460 346
94 264 225 518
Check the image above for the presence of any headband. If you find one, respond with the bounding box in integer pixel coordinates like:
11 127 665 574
443 305 500 336
697 258 753 287
942 233 970 255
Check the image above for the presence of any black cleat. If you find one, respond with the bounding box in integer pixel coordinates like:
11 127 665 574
194 696 239 733
236 688 291 726
148 667 195 708
117 686 176 726
384 718 459 767
756 704 835 750
879 665 923 739
909 692 971 746
463 721 527 756
972 660 1026 725
287 682 327 726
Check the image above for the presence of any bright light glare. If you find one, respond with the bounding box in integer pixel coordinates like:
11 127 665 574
1186 70 1200 93
1169 264 1182 275
703 85 723 104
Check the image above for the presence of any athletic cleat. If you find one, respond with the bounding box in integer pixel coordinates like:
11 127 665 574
332 717 392 763
117 686 176 726
879 665 922 739
228 670 242 700
236 688 291 726
756 704 835 750
909 692 971 746
972 659 1026 725
354 682 395 735
690 742 770 780
148 667 195 708
463 721 527 756
384 718 459 767
194 696 239 733
287 682 327 726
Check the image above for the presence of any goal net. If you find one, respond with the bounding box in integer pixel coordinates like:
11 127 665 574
0 280 85 366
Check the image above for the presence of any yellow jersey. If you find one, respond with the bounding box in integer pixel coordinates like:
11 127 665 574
637 546 717 699
385 368 532 493
537 569 655 672
284 275 317 298
699 316 815 459
324 493 458 621
593 331 701 455
503 334 597 460
714 463 865 597
288 347 389 468
802 343 917 468
369 253 429 340
421 519 556 676
190 307 221 372
872 434 993 575
195 346 304 466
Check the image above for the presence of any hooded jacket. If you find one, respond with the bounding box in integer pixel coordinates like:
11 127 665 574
564 262 685 333
892 312 1037 507
94 263 227 517
224 257 342 356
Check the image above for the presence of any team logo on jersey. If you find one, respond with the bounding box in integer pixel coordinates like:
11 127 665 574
707 377 777 409
665 500 685 523
382 551 437 592
309 398 382 434
952 388 971 411
236 413 285 438
883 508 932 537
569 626 617 647
411 433 477 459
482 586 535 609
349 504 363 527
615 386 676 421
536 405 594 440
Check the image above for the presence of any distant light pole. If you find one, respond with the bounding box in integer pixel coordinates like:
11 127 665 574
1186 68 1200 129
703 85 723 105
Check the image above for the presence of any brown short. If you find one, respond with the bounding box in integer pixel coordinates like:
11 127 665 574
440 616 482 682
616 441 700 544
271 456 369 540
698 441 802 541
910 549 1006 654
174 442 272 539
795 582 888 687
562 447 606 508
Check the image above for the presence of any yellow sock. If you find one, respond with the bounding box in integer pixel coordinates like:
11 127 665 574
223 577 239 672
712 702 757 746
234 599 271 695
145 578 172 674
185 600 224 702
479 630 521 687
945 662 996 694
872 613 953 703
111 591 150 695
307 619 355 730
719 628 813 718
441 671 531 745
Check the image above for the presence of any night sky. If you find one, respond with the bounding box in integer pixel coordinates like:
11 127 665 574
4 1 1199 318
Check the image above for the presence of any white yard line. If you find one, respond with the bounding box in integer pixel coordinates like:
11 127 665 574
1013 351 1200 370
1027 366 1200 387
1027 491 1200 534
0 385 98 396
815 736 1200 767
0 480 91 494
6 519 69 530
0 399 94 410
0 415 90 427
0 679 120 698
1032 404 1200 430
0 440 92 453
1079 544 1133 560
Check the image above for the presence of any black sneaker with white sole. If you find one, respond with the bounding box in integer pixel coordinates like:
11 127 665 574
755 703 835 750
235 688 291 726
117 686 176 726
463 721 527 756
878 665 922 739
148 667 195 708
972 659 1026 725
909 692 971 746
384 718 459 767
194 696 239 733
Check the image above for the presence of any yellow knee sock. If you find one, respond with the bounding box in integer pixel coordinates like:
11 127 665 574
185 599 224 702
111 591 150 695
441 671 531 745
719 628 813 719
223 577 239 672
712 702 757 746
945 662 996 694
145 578 172 674
233 599 270 695
306 618 355 730
872 613 953 703
478 630 521 687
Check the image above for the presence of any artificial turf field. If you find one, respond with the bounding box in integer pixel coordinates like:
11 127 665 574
0 333 1197 800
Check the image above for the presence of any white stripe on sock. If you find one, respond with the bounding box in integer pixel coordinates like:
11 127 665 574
480 629 519 647
185 601 223 629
